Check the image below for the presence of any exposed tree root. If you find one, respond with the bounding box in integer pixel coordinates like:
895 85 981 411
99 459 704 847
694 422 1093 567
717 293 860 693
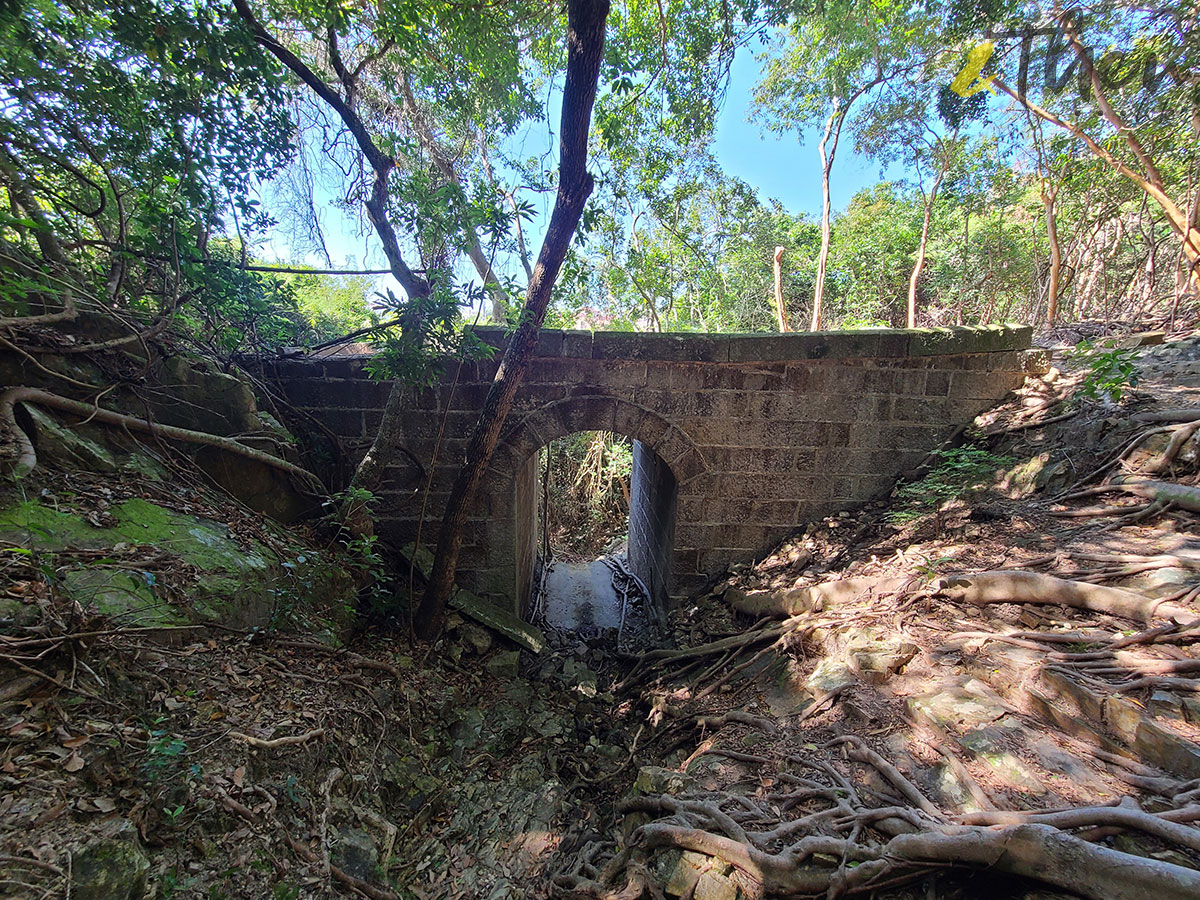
724 577 912 619
828 735 942 818
958 802 1200 851
227 727 326 749
627 808 1200 900
1049 501 1151 518
1143 420 1200 474
986 407 1079 435
1133 408 1200 424
617 623 790 690
0 386 325 490
0 289 77 328
1109 475 1200 513
934 570 1199 624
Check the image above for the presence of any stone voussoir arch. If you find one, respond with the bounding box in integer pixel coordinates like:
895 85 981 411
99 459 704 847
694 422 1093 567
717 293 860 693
480 394 710 617
486 394 708 485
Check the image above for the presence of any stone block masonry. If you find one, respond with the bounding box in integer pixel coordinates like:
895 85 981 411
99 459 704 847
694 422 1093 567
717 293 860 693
264 325 1046 619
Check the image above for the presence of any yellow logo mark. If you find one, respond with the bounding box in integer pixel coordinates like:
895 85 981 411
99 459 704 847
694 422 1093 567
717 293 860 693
950 41 997 98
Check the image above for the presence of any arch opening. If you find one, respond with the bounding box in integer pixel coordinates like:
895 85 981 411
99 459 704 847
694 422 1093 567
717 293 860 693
509 432 677 638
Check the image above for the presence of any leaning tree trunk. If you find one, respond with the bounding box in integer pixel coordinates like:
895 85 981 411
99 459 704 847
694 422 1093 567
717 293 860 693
1044 181 1063 323
907 163 947 328
415 0 610 639
812 114 835 331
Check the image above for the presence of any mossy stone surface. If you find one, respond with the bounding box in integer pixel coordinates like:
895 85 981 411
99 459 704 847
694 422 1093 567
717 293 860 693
70 823 151 900
0 498 353 630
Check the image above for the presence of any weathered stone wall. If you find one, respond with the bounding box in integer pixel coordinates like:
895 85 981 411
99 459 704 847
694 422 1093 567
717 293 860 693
265 325 1046 615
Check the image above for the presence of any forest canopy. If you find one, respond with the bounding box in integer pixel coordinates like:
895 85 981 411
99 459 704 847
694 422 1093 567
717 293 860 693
0 0 1197 348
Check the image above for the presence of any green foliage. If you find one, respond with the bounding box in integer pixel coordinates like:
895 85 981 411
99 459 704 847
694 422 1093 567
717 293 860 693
1071 339 1141 404
366 285 494 389
163 803 186 825
888 445 1012 524
262 550 317 633
557 161 821 331
325 487 395 616
544 432 634 559
142 717 189 783
0 0 294 329
289 274 375 340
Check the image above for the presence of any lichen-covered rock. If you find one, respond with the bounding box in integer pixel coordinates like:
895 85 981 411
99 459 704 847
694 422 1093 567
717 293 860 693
484 650 521 679
907 679 1008 730
844 629 918 684
455 623 493 655
658 849 740 900
333 827 379 883
763 656 815 717
25 406 118 474
70 819 150 900
806 657 856 694
634 766 695 796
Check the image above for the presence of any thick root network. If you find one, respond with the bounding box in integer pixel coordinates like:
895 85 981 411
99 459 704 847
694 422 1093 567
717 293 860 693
934 570 1199 625
632 819 1200 900
723 570 1197 626
584 772 1200 900
1110 476 1200 513
724 577 913 618
0 385 325 490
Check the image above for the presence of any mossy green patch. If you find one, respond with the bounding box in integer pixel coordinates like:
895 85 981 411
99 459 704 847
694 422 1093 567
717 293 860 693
0 500 116 551
62 568 186 626
111 498 270 573
0 498 355 631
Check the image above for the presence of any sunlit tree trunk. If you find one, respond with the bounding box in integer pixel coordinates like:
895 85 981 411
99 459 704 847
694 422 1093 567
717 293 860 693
416 0 610 639
907 161 948 328
811 81 878 331
1043 182 1062 324
773 246 789 331
812 113 835 331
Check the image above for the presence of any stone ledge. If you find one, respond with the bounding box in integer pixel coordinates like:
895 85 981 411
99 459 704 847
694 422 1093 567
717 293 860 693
909 324 1033 356
468 324 1033 362
258 325 1034 371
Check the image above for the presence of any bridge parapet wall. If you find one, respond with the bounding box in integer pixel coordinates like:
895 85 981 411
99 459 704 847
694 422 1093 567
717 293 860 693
264 325 1047 614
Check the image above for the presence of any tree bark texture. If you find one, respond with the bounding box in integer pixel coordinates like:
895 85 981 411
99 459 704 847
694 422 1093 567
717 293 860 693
811 114 835 331
233 0 439 522
772 245 789 331
906 158 948 328
415 0 611 639
1043 181 1062 323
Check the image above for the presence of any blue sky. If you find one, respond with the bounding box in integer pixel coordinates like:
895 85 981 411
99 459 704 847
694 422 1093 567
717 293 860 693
714 51 897 216
263 46 901 275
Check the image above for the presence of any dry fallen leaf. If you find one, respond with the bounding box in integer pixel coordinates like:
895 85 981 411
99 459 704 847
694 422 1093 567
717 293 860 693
32 802 67 827
232 766 245 788
63 734 90 749
63 752 85 772
93 797 117 813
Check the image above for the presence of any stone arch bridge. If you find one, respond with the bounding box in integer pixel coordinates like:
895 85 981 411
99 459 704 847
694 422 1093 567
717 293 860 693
266 326 1044 619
